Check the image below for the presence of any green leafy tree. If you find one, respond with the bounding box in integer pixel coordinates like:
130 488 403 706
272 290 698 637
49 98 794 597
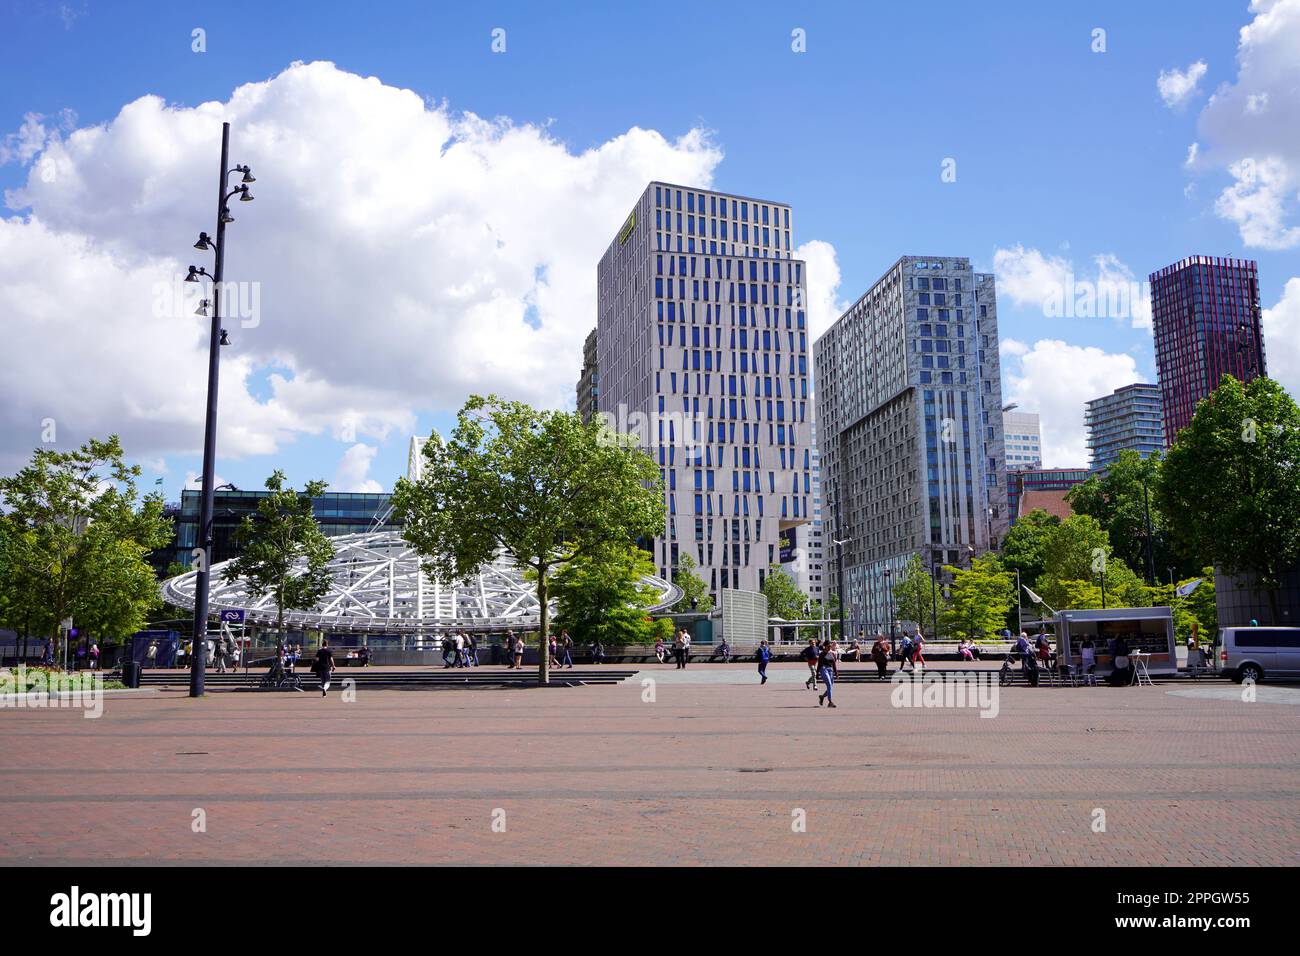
1150 569 1218 644
0 435 171 659
670 552 713 613
939 553 1014 640
1156 375 1300 624
762 567 808 621
1066 450 1192 582
551 542 662 645
893 554 936 631
393 395 664 683
222 471 334 645
1000 508 1061 587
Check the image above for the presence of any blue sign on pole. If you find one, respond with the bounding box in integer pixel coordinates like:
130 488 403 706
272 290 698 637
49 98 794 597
219 609 246 624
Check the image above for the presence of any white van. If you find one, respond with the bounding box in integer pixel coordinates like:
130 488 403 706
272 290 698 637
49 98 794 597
1216 627 1300 683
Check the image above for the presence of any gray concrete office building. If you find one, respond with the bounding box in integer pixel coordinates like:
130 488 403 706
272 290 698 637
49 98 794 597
814 256 1009 635
596 182 813 600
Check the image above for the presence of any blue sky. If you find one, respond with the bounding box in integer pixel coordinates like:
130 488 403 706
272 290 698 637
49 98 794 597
2 0 1297 493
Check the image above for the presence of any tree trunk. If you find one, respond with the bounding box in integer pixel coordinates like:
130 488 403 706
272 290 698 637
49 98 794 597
537 572 550 686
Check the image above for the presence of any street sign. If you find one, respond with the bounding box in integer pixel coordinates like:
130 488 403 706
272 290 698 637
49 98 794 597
219 609 246 624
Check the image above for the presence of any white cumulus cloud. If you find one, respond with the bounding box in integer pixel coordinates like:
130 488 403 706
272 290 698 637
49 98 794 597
1262 277 1300 399
332 443 384 493
0 61 727 473
993 244 1151 329
999 338 1143 468
1197 0 1300 248
1158 60 1208 109
795 238 848 341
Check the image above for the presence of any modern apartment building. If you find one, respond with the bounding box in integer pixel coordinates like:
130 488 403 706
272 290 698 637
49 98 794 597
1150 256 1265 445
595 182 813 600
1002 409 1042 469
815 256 1008 634
1084 383 1165 471
576 327 598 422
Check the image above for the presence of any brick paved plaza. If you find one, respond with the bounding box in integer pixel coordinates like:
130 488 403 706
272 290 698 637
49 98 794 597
2 662 1298 866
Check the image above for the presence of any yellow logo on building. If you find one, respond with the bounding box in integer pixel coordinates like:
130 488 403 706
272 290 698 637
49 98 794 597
618 210 636 245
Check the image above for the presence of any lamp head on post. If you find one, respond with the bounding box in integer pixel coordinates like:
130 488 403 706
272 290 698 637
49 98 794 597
193 232 215 252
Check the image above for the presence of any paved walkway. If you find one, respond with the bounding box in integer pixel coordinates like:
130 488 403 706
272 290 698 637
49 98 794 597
1 663 1297 866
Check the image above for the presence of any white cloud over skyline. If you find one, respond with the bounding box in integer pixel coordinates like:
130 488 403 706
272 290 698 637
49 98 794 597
0 61 726 474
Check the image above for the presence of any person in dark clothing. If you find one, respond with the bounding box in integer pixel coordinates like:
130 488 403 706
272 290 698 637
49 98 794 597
802 638 820 689
313 639 336 697
757 640 771 684
870 632 890 680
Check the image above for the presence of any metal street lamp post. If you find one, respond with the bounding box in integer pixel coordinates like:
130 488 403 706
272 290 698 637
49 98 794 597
187 121 256 698
930 561 939 641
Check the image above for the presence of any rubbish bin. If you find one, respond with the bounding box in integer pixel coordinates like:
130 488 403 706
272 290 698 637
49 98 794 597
490 643 501 665
122 661 142 688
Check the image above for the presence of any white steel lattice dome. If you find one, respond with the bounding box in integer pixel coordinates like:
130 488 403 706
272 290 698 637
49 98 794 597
161 530 681 633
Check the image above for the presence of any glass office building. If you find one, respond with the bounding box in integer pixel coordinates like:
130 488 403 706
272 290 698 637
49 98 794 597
1150 256 1265 445
595 182 813 601
815 256 1009 634
170 489 397 568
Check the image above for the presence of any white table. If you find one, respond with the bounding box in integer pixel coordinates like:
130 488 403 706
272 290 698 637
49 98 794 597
1130 650 1154 686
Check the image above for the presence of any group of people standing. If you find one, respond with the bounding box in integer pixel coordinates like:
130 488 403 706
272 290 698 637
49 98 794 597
440 631 479 668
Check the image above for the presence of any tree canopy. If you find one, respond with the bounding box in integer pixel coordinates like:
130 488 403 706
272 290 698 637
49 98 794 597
393 395 664 682
0 435 171 650
550 542 663 646
1156 375 1300 624
222 470 334 642
670 552 713 613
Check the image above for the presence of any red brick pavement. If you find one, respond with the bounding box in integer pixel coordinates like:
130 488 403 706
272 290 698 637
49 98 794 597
1 663 1297 866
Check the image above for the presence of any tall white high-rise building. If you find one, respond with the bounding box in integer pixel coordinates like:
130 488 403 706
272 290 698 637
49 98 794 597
596 182 813 601
1002 409 1042 469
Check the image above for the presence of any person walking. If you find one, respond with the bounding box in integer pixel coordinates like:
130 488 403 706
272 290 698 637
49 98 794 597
757 640 771 684
464 631 478 667
559 631 574 669
870 632 890 680
88 642 100 671
897 632 914 672
214 636 228 674
511 632 524 670
912 628 926 669
817 640 840 708
313 639 336 697
549 634 561 668
802 637 820 689
680 629 691 668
